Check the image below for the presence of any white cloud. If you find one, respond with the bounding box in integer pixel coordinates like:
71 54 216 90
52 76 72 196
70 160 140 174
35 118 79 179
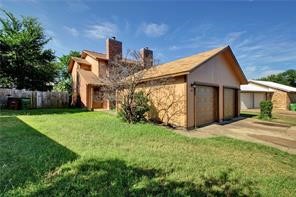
226 31 246 43
85 22 117 39
140 23 168 37
64 26 79 37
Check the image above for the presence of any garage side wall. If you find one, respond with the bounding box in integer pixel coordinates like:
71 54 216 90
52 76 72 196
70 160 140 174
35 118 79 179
187 54 241 128
117 76 187 127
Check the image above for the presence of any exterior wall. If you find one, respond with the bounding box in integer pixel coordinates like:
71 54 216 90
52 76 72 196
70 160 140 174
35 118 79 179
271 90 296 110
271 90 288 110
99 60 108 78
78 73 89 108
117 76 187 127
74 55 109 109
85 55 99 77
187 54 241 128
71 62 79 105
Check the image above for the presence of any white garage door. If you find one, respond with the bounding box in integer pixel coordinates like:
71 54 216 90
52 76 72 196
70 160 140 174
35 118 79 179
241 93 253 109
254 93 266 108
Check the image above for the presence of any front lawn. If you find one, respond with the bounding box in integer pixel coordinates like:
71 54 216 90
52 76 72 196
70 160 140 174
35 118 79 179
1 109 296 196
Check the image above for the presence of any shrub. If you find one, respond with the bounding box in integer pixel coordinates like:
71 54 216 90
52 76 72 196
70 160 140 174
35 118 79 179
119 91 150 123
259 100 273 119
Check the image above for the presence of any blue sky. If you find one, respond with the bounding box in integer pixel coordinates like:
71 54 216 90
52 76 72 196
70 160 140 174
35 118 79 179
1 1 296 79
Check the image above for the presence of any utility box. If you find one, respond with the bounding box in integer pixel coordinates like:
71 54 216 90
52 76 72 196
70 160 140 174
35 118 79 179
21 98 32 110
290 103 296 111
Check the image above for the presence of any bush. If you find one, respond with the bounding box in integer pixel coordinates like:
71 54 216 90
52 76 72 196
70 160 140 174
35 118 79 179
119 91 150 123
259 101 273 119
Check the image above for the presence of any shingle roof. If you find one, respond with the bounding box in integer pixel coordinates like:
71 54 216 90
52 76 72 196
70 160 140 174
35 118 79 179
68 57 91 72
250 80 296 92
82 50 108 60
72 57 91 65
78 69 105 86
141 46 232 80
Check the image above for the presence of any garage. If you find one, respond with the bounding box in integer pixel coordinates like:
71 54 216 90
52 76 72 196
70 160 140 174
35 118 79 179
240 92 267 109
224 88 237 120
196 85 218 126
241 92 252 109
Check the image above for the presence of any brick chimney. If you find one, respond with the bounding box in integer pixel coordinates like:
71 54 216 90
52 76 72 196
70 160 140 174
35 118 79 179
106 37 122 61
140 47 153 67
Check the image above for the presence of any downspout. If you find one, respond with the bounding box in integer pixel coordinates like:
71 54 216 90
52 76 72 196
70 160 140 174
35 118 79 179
191 82 198 129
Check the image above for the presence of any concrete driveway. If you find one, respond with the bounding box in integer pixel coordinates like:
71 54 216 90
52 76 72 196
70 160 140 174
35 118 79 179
175 117 296 154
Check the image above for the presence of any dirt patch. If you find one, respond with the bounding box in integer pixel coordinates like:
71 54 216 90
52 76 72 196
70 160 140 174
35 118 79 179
248 134 296 149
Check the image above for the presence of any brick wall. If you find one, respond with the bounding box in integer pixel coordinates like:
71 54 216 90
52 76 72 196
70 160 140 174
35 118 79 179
271 90 288 110
106 38 122 60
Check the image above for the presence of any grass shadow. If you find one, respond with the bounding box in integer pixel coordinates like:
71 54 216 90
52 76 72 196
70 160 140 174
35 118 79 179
0 108 87 116
30 159 260 197
0 116 78 194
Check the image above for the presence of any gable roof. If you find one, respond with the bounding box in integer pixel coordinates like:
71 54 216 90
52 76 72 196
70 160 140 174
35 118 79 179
68 57 91 72
81 50 108 60
249 80 296 92
78 69 105 86
141 46 248 83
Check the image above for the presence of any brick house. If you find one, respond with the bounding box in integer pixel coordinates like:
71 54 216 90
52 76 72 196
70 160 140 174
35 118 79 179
69 38 248 129
241 80 296 110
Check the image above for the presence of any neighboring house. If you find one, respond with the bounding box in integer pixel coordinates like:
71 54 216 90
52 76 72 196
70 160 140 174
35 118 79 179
240 80 296 110
69 38 247 129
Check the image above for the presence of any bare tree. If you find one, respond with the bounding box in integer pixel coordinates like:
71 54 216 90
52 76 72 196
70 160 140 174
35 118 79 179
100 50 156 122
101 50 185 126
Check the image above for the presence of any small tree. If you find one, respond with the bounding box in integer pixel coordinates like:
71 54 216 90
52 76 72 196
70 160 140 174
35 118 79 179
259 101 273 119
53 51 80 93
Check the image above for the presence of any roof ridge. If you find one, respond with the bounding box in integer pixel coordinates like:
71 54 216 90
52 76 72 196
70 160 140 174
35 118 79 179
83 49 106 55
250 80 296 92
158 45 228 67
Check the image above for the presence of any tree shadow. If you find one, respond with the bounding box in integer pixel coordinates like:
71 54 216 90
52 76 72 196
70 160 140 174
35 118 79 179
30 159 260 197
0 116 78 194
0 108 87 116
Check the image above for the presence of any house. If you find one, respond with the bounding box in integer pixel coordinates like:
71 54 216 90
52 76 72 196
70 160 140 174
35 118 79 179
69 38 247 129
241 80 296 110
118 45 248 129
68 37 151 110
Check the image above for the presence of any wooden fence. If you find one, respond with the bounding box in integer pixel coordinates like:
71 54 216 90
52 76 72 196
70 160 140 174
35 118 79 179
0 88 69 108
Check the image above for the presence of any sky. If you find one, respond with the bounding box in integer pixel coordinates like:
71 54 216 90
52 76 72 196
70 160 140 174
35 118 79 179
0 0 296 79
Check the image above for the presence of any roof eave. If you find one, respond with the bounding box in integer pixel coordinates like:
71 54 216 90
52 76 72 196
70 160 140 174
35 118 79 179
141 71 189 82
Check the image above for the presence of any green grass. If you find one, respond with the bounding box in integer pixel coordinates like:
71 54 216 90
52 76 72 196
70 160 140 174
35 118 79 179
241 110 296 126
1 109 296 196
